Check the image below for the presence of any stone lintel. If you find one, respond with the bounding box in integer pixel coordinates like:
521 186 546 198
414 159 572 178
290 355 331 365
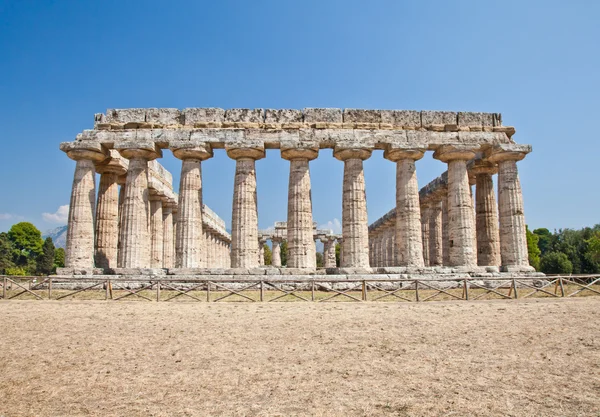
486 144 532 163
265 109 303 124
170 142 213 160
433 144 478 162
114 142 162 160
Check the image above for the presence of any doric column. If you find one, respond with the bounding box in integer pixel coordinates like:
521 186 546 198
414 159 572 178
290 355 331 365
162 203 175 268
258 236 268 266
338 237 344 267
333 148 372 268
441 191 450 265
149 196 164 268
420 205 431 266
227 145 265 268
94 152 127 269
471 160 501 267
116 176 126 267
429 200 443 266
281 147 318 268
385 225 395 266
322 237 337 268
271 238 282 267
384 147 426 267
433 145 477 267
60 143 107 269
488 144 533 271
171 144 213 268
115 144 161 268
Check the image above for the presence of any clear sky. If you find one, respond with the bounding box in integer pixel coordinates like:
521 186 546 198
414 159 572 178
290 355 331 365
0 0 598 235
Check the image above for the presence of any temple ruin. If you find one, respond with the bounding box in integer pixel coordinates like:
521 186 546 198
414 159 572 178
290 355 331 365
58 107 535 277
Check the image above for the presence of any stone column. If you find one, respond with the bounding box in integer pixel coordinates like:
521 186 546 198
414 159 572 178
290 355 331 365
61 143 107 270
488 145 533 271
385 225 395 266
116 144 161 268
227 146 265 268
116 176 126 267
322 237 337 268
281 147 318 268
149 196 164 268
271 238 282 267
258 236 267 266
471 161 501 267
441 191 450 266
420 205 431 266
333 148 372 268
337 237 343 267
433 145 477 267
429 201 443 266
162 203 175 268
171 144 213 268
384 147 426 267
94 155 127 269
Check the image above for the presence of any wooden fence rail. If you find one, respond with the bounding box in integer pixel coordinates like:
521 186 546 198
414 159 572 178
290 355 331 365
0 275 599 303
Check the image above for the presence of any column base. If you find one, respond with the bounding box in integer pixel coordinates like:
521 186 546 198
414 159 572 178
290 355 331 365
500 265 536 273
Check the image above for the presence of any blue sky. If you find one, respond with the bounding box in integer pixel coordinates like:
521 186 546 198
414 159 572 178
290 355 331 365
0 0 598 235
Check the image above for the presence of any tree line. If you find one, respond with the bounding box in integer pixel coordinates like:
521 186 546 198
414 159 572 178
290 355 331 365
0 222 65 275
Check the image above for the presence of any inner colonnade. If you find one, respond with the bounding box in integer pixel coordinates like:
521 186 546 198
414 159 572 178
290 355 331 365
59 107 533 275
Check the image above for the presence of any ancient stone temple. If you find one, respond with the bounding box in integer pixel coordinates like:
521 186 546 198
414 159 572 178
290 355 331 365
59 107 534 277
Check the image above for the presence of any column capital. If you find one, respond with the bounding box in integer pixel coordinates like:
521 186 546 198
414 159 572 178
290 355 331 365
486 144 531 163
281 146 319 161
469 159 497 176
115 142 162 160
60 141 108 162
226 145 265 160
170 142 213 160
383 145 425 162
333 147 372 161
95 150 129 176
433 144 478 162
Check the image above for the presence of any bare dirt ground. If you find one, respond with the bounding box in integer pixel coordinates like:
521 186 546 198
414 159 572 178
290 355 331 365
0 298 599 416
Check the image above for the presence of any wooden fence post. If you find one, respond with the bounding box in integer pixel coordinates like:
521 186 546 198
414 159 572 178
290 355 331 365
156 281 161 302
415 280 420 302
105 280 110 300
463 278 469 300
311 281 315 301
206 281 211 302
362 280 367 301
3 277 6 299
260 281 264 302
512 278 518 299
558 276 565 297
48 278 52 300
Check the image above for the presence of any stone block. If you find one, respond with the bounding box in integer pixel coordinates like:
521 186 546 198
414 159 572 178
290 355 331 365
248 268 267 275
380 110 421 127
182 108 225 125
264 109 303 124
481 113 494 127
145 108 181 125
343 109 382 123
421 111 457 126
303 108 343 124
105 109 147 124
457 112 484 127
224 108 264 123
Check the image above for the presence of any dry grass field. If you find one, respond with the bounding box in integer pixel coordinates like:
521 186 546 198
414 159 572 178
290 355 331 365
0 298 599 416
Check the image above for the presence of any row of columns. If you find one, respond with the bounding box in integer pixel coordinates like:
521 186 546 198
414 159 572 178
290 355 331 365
259 234 341 268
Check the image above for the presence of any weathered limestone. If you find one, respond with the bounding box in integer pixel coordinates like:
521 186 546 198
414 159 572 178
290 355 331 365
116 144 161 268
149 197 164 268
162 204 175 268
384 147 425 267
472 160 501 266
227 146 265 268
271 238 282 267
334 148 372 268
172 145 213 268
61 143 107 269
441 194 450 265
282 147 318 268
258 235 268 266
421 206 431 266
384 224 395 266
322 237 337 268
433 145 477 267
488 144 533 271
429 201 443 266
94 160 124 269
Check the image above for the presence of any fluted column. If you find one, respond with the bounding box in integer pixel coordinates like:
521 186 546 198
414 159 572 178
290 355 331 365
116 145 161 268
62 144 107 269
472 161 501 267
172 145 213 268
429 201 443 266
488 145 533 271
258 237 267 266
149 197 164 268
384 147 425 267
282 148 318 268
227 146 265 268
271 238 282 267
333 148 372 268
434 145 477 267
338 237 344 267
162 204 175 268
94 170 120 269
420 205 430 266
441 191 450 265
385 225 395 266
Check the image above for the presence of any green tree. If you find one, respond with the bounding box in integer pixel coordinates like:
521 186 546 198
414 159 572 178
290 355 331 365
316 252 323 268
54 247 65 269
263 244 272 266
533 228 554 255
37 237 55 275
0 232 15 274
280 241 288 266
526 226 541 271
540 251 573 275
8 222 43 274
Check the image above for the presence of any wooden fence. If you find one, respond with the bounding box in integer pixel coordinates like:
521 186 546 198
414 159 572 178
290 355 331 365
1 274 599 303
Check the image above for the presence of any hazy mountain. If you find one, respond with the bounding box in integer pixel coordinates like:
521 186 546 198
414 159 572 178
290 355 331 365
43 225 67 249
